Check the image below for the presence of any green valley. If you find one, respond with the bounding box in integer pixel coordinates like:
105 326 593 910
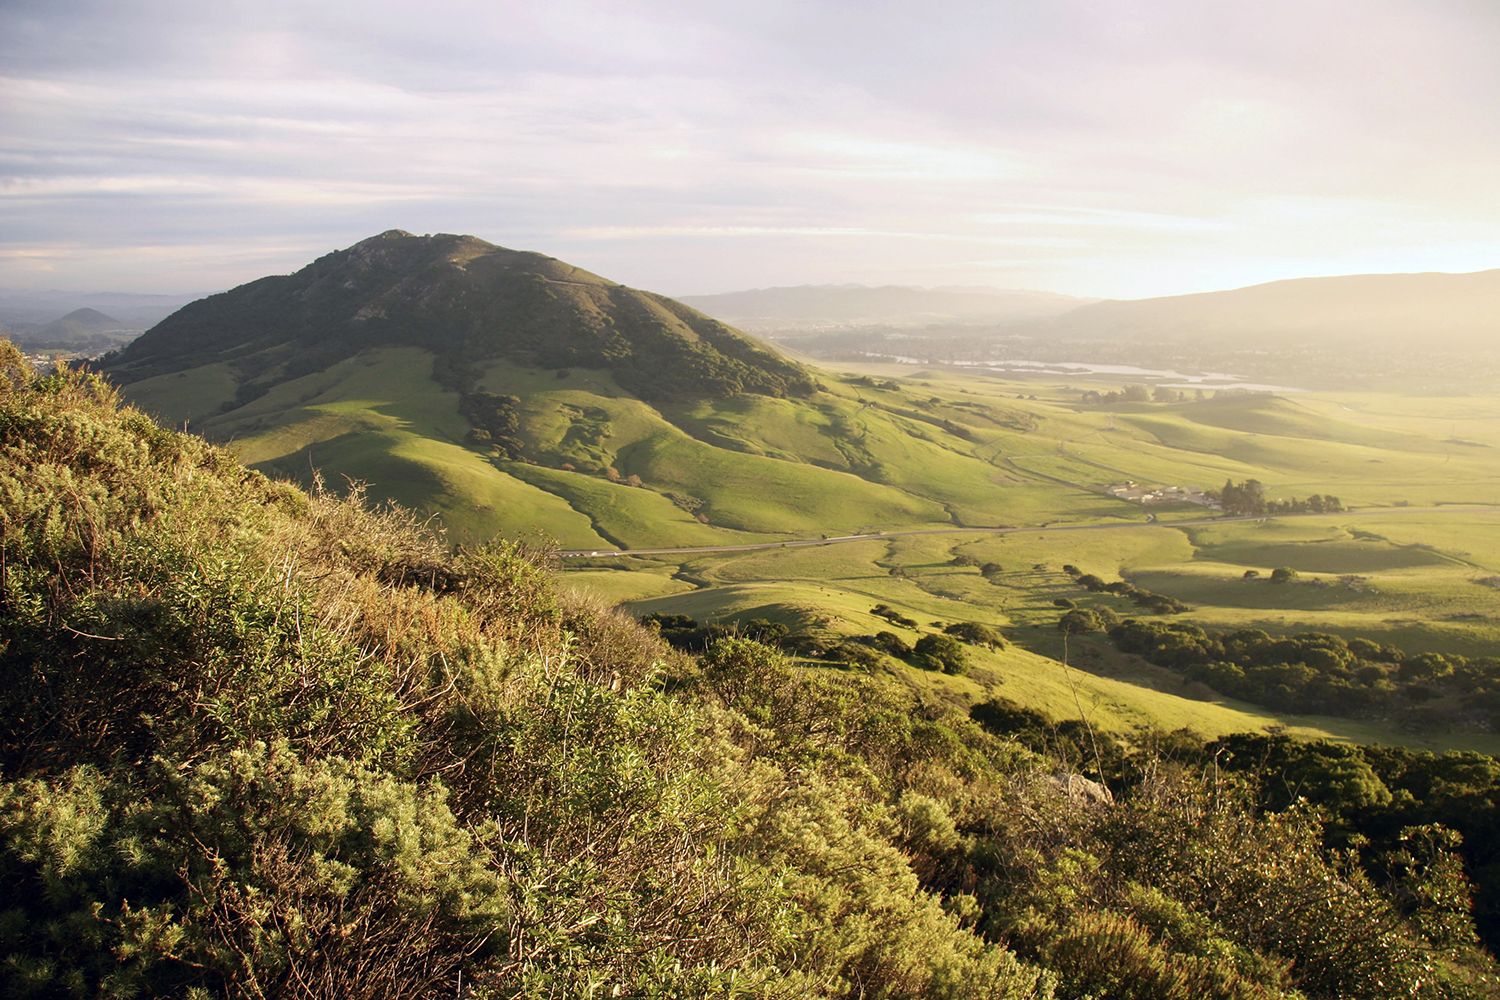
100 235 1500 759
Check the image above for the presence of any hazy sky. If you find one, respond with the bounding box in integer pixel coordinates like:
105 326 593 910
3 0 1499 298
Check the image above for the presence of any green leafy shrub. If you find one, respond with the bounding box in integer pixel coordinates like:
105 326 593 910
944 622 1005 649
913 634 969 675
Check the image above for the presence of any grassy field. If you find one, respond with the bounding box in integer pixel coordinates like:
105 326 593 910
559 363 1500 752
121 347 1500 750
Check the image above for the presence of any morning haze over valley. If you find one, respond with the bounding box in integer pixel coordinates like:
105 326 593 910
4 1 1500 997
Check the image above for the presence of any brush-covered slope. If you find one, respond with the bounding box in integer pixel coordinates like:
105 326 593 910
5 344 1494 998
105 230 817 403
1046 267 1500 350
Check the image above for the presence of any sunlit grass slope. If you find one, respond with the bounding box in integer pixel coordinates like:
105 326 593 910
597 525 1500 754
150 348 610 547
117 343 1500 750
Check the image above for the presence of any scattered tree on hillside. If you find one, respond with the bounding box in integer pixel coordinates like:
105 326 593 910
1080 384 1152 404
871 604 919 629
943 621 1005 649
912 633 969 674
1059 608 1105 633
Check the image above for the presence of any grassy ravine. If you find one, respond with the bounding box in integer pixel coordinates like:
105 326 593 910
7 345 1500 998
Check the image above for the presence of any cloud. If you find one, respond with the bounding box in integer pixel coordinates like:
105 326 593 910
0 0 1497 296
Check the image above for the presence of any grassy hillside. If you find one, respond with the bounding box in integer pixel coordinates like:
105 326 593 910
593 519 1500 755
113 339 1500 746
7 344 1499 996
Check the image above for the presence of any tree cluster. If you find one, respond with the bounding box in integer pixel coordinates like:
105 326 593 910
1064 566 1191 615
1107 619 1500 728
871 603 920 629
639 613 792 653
1213 478 1343 517
1079 384 1153 404
974 699 1500 963
458 389 525 459
1206 733 1500 953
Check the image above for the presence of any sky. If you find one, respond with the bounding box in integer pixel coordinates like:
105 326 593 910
2 0 1499 299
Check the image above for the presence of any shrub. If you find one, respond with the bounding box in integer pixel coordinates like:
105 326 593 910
944 621 1005 649
913 634 969 675
1059 609 1105 634
825 642 884 669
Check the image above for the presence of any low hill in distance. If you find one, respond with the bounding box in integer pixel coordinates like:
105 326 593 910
678 284 1091 330
39 307 120 334
27 306 128 347
0 288 200 340
3 307 142 352
1039 267 1500 352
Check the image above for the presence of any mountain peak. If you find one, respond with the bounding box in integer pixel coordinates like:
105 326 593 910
104 234 817 406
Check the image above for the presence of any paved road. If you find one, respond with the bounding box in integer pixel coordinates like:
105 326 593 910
558 504 1500 559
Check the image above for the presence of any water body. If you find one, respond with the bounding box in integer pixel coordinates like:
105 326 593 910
858 354 1301 393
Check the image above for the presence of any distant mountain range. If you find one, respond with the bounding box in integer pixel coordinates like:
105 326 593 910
21 259 1499 358
677 285 1092 329
1042 268 1500 351
682 268 1500 355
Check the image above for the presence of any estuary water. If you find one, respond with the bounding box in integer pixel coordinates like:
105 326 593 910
860 354 1301 393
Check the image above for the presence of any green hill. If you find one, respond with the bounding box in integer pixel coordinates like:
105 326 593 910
95 241 1500 755
6 344 1497 996
104 230 816 403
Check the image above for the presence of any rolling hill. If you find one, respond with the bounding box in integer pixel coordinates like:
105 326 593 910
96 237 1500 754
16 307 137 349
1041 267 1500 351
